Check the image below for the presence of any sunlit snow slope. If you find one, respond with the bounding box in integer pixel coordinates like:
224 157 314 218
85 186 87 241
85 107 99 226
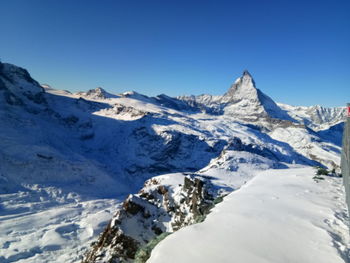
148 167 349 263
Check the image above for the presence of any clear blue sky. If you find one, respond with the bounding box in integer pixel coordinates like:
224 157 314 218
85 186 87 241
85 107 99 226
0 0 349 106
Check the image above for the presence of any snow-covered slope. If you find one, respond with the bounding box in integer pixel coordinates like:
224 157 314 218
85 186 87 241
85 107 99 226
0 61 347 263
148 167 349 263
278 103 346 130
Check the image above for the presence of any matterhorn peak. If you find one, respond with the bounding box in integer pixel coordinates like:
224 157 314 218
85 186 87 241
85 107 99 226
219 70 292 121
242 69 252 77
222 70 257 103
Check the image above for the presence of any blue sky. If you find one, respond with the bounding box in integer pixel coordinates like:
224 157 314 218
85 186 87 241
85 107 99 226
0 0 349 106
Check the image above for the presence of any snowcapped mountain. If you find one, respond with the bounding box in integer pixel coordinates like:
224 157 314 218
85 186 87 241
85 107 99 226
76 87 119 100
177 70 276 118
278 103 345 129
0 62 347 263
177 70 345 125
220 70 292 120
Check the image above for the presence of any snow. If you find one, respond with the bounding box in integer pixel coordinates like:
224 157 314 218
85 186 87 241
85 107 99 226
269 127 341 169
148 167 349 263
277 103 346 129
0 191 121 263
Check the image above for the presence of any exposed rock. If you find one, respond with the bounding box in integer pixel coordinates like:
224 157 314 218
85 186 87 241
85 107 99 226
0 62 41 87
77 87 119 100
123 196 145 215
102 103 147 119
63 115 79 125
3 90 24 106
0 78 6 90
23 90 47 104
82 175 220 263
0 62 48 114
36 153 53 160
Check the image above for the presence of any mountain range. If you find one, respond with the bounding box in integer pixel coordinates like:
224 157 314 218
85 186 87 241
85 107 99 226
0 61 347 263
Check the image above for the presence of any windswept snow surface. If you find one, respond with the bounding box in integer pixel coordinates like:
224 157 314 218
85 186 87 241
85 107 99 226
148 167 349 263
0 192 122 263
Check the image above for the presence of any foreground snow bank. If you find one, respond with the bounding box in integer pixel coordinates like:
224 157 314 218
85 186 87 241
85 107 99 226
148 167 349 263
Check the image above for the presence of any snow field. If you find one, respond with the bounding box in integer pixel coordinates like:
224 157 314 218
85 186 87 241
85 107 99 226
148 167 349 263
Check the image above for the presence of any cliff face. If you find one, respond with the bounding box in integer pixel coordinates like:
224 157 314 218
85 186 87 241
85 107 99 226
0 62 47 109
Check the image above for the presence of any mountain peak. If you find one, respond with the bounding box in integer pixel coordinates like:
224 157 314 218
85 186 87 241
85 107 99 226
77 87 118 99
242 69 252 77
90 87 106 94
220 70 292 121
222 70 257 103
85 87 108 98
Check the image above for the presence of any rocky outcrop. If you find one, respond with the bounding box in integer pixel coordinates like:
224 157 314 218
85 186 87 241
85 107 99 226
76 87 118 100
126 127 224 175
99 103 147 119
82 175 220 263
0 62 47 109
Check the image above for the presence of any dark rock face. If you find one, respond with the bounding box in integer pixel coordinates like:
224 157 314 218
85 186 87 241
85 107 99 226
82 176 219 263
83 226 140 263
109 103 147 118
3 90 24 105
77 87 119 100
221 137 279 161
154 94 201 113
86 87 108 99
0 62 40 87
23 90 47 104
0 78 6 90
127 127 224 176
0 62 47 108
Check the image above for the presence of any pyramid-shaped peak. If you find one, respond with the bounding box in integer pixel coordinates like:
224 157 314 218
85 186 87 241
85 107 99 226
220 70 293 121
232 70 255 86
242 70 252 77
241 70 255 85
224 70 257 100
